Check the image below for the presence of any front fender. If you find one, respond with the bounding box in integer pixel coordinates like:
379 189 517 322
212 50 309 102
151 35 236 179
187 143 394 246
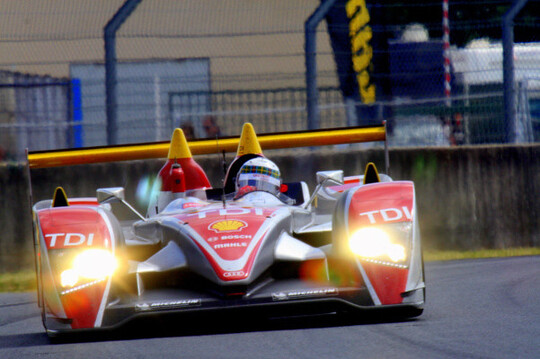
35 204 124 330
332 181 424 306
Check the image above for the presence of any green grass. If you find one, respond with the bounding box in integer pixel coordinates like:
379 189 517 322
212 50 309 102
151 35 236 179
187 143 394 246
423 247 540 262
0 271 36 293
1 248 539 292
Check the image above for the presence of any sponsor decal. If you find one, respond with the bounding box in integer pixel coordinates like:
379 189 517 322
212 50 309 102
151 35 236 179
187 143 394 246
135 299 201 312
182 202 205 209
272 288 338 301
207 234 253 242
359 207 412 224
223 271 246 278
184 207 266 219
347 0 375 104
220 234 252 240
45 233 95 248
214 242 247 249
209 220 247 233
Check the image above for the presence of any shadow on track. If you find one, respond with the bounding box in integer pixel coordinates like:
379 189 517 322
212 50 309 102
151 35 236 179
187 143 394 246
0 332 50 348
44 309 421 345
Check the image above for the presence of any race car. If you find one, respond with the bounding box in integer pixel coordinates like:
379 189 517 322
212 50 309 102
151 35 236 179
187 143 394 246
28 123 425 337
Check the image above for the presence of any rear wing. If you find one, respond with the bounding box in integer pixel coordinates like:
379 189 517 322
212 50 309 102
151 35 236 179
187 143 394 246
27 124 388 172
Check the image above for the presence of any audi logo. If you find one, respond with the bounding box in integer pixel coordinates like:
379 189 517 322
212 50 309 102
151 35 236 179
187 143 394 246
223 271 245 277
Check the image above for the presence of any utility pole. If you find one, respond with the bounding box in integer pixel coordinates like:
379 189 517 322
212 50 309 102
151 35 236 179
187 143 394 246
104 0 143 145
502 0 528 143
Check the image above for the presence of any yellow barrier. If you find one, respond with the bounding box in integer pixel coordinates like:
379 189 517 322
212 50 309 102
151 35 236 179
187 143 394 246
28 125 385 169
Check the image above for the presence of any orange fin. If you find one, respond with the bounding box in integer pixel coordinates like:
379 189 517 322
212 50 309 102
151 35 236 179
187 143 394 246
236 123 263 157
168 128 192 160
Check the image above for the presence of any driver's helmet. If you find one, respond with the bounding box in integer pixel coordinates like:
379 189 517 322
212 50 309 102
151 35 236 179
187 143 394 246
235 157 281 196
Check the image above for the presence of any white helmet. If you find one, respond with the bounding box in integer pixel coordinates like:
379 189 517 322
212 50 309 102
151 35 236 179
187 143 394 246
236 157 281 195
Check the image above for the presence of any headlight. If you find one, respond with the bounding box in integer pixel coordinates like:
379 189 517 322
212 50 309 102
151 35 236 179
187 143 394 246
60 249 117 288
349 227 407 265
60 268 79 288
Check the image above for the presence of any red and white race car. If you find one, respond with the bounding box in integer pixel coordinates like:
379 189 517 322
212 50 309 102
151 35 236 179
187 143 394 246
28 123 424 338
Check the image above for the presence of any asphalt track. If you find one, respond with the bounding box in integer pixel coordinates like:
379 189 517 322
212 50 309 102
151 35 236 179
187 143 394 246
1 256 538 359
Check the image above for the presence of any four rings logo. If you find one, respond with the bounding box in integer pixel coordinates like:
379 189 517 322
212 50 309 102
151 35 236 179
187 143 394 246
223 271 246 278
209 220 247 233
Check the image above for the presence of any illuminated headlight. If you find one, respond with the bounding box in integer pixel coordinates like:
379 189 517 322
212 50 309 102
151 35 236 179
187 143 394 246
60 249 117 288
349 227 407 264
60 268 79 288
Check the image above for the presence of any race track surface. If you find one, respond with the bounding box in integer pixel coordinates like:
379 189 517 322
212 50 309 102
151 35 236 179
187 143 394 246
1 256 539 359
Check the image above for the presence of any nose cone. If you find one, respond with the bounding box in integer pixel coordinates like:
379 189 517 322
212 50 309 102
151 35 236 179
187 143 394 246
177 206 279 282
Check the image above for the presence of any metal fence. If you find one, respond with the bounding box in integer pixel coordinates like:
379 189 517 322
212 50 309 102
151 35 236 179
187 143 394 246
517 77 540 142
169 87 347 139
0 71 75 160
1 0 540 160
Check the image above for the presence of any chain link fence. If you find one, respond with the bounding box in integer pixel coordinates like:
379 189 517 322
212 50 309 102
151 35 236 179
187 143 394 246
169 87 347 138
517 77 540 142
1 0 539 160
0 71 74 160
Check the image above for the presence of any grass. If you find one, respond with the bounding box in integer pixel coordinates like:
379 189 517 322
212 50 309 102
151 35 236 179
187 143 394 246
1 248 539 292
423 247 540 262
0 271 36 293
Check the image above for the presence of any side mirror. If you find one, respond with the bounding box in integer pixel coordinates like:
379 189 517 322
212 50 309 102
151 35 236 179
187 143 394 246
303 170 344 209
97 187 146 221
316 170 344 185
97 187 125 203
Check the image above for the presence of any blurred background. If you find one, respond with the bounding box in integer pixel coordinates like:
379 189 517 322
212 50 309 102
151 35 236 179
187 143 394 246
1 0 540 161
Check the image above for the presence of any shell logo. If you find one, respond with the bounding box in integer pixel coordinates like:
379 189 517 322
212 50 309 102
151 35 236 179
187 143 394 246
208 220 247 233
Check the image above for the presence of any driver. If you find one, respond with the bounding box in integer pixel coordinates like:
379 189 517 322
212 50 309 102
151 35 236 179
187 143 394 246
234 157 294 204
235 157 280 196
